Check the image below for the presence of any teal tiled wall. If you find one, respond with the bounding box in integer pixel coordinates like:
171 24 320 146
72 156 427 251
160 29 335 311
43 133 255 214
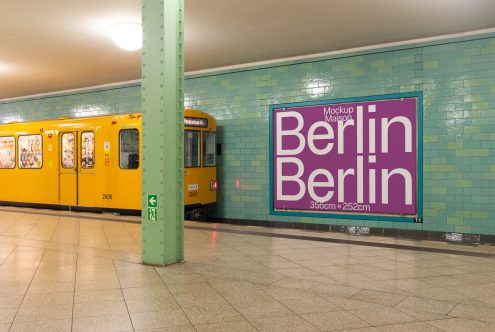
1 34 494 235
0 84 141 122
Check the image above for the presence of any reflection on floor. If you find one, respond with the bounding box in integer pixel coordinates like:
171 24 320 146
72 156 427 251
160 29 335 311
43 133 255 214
1 208 495 331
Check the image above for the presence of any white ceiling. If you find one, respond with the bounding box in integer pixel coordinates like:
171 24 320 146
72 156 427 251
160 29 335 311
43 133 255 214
1 0 495 99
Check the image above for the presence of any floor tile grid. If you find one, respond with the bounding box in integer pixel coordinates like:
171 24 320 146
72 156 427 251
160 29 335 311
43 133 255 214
219 238 376 330
0 213 36 239
0 215 140 264
229 240 409 330
112 259 138 332
153 233 324 330
101 218 123 252
6 249 47 331
3 210 495 331
0 214 136 331
181 231 382 330
70 251 78 332
15 249 75 330
190 230 495 330
7 212 96 252
190 272 279 330
155 267 246 330
212 277 370 331
5 206 495 256
0 240 23 331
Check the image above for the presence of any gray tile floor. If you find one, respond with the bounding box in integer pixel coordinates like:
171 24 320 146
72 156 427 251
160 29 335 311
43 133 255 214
1 208 495 331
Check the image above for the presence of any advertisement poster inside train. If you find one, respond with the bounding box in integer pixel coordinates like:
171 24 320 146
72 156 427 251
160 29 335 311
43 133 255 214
0 136 15 169
18 134 42 169
271 95 421 218
61 133 75 169
81 132 95 168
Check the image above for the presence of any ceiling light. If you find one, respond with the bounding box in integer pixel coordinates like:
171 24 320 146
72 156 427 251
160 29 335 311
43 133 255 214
110 23 142 51
0 62 10 74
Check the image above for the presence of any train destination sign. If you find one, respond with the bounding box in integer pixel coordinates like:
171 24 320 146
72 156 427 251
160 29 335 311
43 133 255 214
270 94 422 221
184 117 208 128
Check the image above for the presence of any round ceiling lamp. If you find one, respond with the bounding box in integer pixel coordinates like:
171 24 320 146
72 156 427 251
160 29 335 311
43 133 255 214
0 62 10 74
110 23 142 51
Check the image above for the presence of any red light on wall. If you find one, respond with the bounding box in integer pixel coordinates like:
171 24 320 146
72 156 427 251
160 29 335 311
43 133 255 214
235 179 240 188
210 180 218 191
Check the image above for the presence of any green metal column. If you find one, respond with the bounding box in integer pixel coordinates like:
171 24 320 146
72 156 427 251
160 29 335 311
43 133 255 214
141 0 184 265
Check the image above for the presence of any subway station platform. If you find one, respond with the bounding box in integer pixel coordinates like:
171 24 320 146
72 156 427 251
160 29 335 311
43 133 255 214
1 208 495 331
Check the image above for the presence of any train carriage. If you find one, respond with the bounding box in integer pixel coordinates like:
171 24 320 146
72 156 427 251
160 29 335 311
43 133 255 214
0 109 217 218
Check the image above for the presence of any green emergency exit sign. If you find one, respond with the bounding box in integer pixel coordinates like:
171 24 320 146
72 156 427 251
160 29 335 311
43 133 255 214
147 194 158 221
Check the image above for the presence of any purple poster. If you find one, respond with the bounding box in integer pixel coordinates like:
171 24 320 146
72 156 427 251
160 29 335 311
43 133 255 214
272 96 420 217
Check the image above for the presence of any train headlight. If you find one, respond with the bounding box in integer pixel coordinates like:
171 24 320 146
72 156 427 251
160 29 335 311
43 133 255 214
210 180 218 191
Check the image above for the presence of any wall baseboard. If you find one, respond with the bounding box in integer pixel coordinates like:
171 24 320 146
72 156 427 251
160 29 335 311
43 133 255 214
210 217 494 246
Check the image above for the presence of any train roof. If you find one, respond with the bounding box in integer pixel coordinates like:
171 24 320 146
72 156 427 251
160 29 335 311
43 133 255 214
0 108 215 127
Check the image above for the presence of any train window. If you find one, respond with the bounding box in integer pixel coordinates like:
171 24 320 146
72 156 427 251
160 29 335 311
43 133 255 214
81 132 95 169
120 129 139 169
0 136 15 169
184 130 200 167
61 133 75 169
18 134 42 169
203 132 216 167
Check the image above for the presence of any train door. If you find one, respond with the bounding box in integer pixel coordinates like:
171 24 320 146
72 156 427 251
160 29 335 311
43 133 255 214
184 130 202 206
59 131 77 206
201 130 217 205
78 131 96 207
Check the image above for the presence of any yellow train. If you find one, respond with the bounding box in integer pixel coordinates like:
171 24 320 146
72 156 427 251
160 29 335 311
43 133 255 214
0 109 217 219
